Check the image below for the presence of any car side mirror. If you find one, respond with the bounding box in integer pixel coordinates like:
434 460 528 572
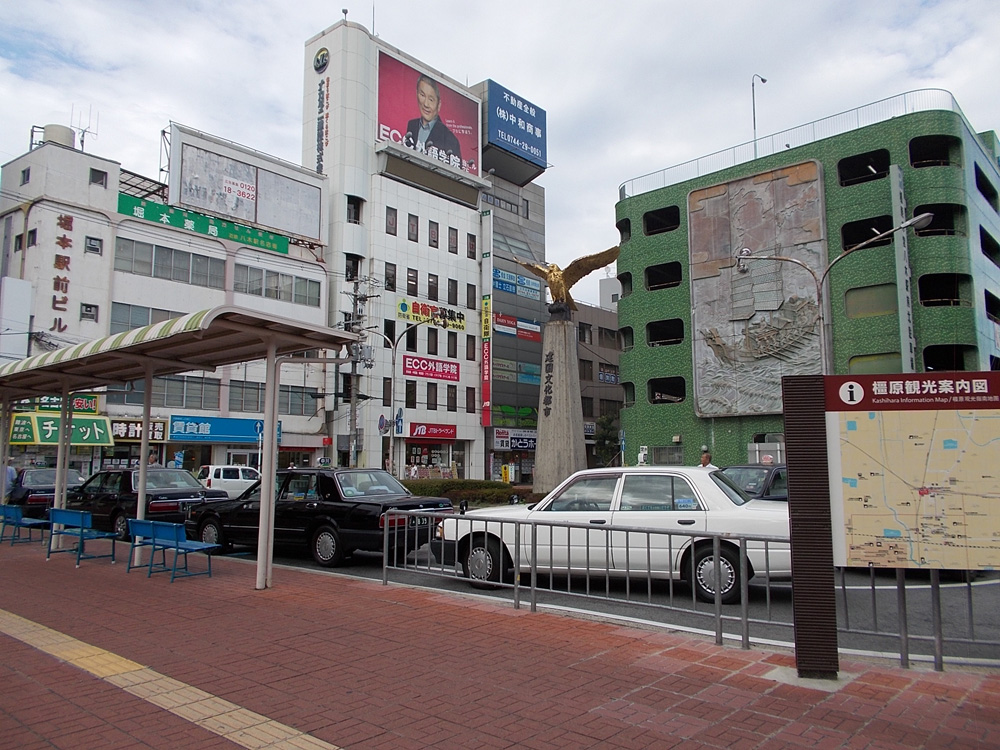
509 494 520 504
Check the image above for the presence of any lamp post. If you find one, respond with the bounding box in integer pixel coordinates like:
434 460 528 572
735 212 934 373
752 73 767 158
364 316 441 478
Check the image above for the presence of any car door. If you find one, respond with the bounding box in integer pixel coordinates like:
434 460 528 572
763 467 788 501
87 471 127 529
273 472 325 545
611 473 707 575
226 482 265 545
524 473 619 573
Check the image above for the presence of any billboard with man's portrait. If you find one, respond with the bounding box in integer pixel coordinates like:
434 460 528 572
376 52 480 176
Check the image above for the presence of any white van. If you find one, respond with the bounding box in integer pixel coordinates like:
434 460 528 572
195 465 261 499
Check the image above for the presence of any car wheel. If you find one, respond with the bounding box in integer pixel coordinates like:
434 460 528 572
462 535 507 585
199 518 230 551
113 513 130 541
691 545 742 604
311 525 344 568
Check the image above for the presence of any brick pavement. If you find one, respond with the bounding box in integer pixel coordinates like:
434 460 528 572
0 539 998 749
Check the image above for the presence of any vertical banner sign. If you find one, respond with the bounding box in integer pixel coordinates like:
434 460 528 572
481 295 492 427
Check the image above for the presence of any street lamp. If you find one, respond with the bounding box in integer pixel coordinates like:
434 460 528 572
735 212 934 373
364 315 441 478
752 74 767 158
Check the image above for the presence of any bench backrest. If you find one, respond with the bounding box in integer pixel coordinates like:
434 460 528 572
128 518 155 539
150 521 186 544
49 508 91 528
1 505 24 522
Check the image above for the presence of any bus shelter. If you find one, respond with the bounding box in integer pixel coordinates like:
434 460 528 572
0 305 357 589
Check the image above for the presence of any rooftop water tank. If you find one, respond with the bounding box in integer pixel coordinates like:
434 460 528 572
42 124 75 149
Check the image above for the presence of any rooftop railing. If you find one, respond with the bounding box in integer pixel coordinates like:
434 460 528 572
619 89 964 199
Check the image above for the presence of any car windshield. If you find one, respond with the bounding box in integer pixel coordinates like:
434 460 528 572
336 470 409 497
21 468 86 486
709 470 754 506
140 469 205 490
721 466 772 495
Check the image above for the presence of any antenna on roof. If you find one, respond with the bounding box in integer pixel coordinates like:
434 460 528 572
70 104 99 152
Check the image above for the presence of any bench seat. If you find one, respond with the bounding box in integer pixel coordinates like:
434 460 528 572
0 504 49 545
47 508 117 567
128 520 219 582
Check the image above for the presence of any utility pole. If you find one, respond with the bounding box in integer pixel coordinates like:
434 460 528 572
343 275 378 467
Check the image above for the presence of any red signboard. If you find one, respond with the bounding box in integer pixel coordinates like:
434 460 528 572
409 423 457 439
824 372 1000 412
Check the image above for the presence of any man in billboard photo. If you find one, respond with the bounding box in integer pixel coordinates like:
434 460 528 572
405 74 461 162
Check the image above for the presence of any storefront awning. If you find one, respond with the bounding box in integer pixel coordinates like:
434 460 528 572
10 413 115 446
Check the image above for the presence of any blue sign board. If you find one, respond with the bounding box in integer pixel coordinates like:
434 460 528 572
169 415 281 444
493 279 517 294
487 80 546 169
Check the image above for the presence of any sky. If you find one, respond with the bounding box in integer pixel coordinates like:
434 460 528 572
3 0 1000 305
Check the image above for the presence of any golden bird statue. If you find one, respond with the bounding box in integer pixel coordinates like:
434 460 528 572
514 246 620 312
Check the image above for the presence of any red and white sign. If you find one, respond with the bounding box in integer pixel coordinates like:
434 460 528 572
516 319 541 342
402 355 460 381
824 372 1000 412
409 423 457 439
493 312 517 336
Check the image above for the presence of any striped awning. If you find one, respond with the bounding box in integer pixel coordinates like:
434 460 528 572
0 306 359 402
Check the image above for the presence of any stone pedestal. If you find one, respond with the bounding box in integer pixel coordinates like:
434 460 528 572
533 311 587 494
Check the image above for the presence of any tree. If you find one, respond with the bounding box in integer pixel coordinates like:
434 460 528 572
593 414 620 467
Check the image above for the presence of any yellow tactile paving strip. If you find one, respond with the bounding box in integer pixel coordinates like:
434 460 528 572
0 608 340 750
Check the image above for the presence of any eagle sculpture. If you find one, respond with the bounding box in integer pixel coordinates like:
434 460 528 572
514 246 620 311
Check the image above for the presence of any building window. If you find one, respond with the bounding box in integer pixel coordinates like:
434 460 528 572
80 304 99 322
918 273 972 307
912 204 966 237
621 327 634 352
405 380 417 409
975 165 999 213
426 382 438 411
13 234 22 252
429 220 439 248
599 399 622 419
598 327 620 349
651 446 684 466
616 218 631 243
20 167 29 185
108 375 221 410
643 206 680 235
407 213 419 242
447 331 458 359
427 274 439 301
448 227 458 254
346 195 363 224
841 216 894 250
645 262 682 290
648 377 686 404
467 233 477 259
582 397 594 418
837 149 890 186
235 265 319 306
117 238 226 291
599 363 619 383
622 382 635 408
427 327 438 355
987 290 1000 325
83 237 104 255
466 283 476 309
923 345 977 372
466 386 476 414
383 319 395 348
845 284 898 319
26 229 37 247
382 377 392 407
466 334 475 361
110 302 183 334
386 206 397 235
447 384 457 412
407 268 418 296
264 270 294 301
618 272 632 297
579 359 593 381
523 199 530 220
909 135 962 168
89 168 108 187
981 227 1000 271
447 278 458 306
646 319 684 346
345 253 362 281
405 326 417 352
385 262 396 291
848 353 903 374
578 323 592 344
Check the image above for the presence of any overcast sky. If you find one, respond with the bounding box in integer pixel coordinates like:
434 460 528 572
3 0 999 304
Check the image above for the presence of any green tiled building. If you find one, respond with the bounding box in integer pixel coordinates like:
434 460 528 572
615 89 1000 467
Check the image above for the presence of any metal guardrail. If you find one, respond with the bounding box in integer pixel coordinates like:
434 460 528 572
380 509 1000 670
381 509 792 650
618 89 964 199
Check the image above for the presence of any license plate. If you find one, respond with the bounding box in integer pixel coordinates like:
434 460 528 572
408 516 429 527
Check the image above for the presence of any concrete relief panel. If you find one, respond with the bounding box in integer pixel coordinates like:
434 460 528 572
690 162 827 417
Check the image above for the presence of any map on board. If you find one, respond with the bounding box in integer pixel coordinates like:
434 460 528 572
825 373 1000 570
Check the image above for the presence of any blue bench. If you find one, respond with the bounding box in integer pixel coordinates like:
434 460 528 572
46 508 117 567
0 504 49 545
127 519 219 582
